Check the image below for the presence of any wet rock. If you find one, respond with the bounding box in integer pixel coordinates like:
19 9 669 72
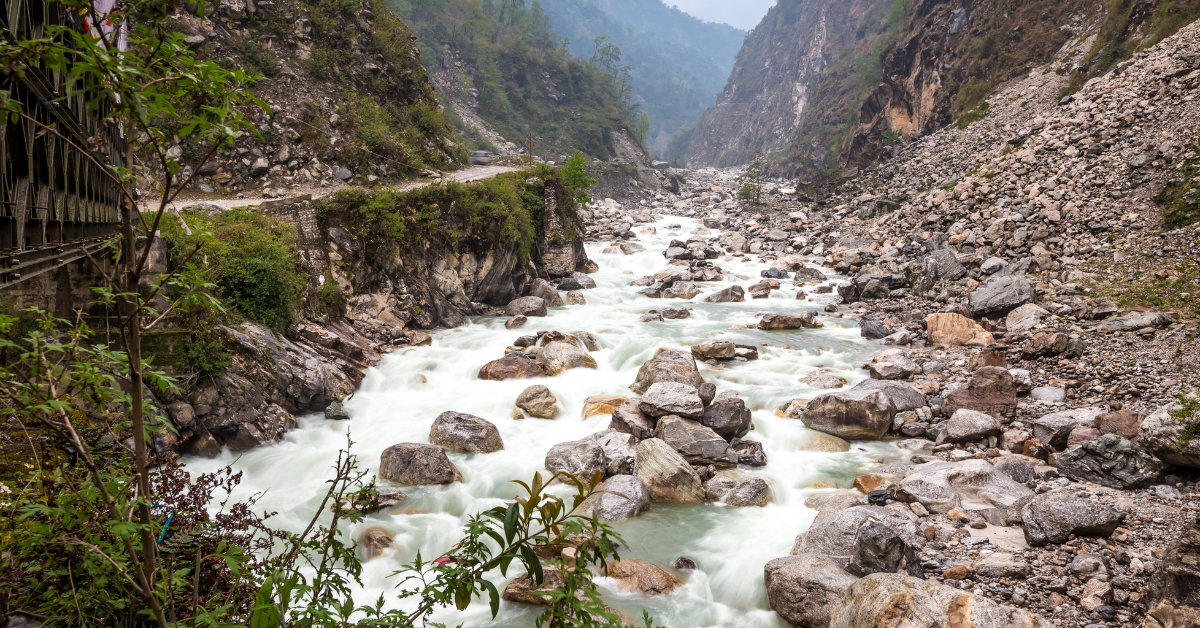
703 285 745 302
478 354 545 380
846 517 924 578
605 559 682 596
610 398 655 440
1021 490 1126 546
705 470 772 506
502 566 567 605
516 385 559 419
655 416 738 468
379 443 463 485
925 312 995 347
730 438 767 466
662 306 690 318
584 429 638 476
758 311 823 330
699 396 752 439
579 474 650 521
537 341 598 375
629 348 705 395
429 411 503 453
765 554 858 628
799 370 849 389
894 459 1033 514
324 401 350 421
361 527 394 560
505 296 547 317
529 278 565 307
566 291 587 305
634 438 705 503
544 439 606 483
691 341 736 360
1055 434 1163 489
639 382 704 418
828 573 1048 628
936 409 1002 444
505 315 527 329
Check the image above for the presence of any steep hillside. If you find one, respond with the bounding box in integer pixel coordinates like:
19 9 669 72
386 0 637 160
165 0 465 194
686 0 1200 177
540 0 745 158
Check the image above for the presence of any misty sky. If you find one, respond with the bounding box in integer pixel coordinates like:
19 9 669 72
669 0 776 30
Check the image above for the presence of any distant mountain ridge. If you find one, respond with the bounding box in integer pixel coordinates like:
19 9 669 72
540 0 745 158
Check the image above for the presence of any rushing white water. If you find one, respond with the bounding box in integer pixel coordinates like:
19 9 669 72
184 216 906 627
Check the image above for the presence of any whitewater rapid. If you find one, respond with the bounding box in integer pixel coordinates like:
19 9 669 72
185 216 905 627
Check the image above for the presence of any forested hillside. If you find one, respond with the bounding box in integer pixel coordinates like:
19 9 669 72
540 0 745 161
385 0 639 159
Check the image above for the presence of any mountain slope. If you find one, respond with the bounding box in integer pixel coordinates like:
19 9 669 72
539 0 745 157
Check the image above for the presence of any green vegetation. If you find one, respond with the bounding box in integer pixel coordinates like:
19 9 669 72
562 150 599 206
955 100 991 130
317 267 347 317
161 210 308 335
1155 144 1200 229
736 152 768 204
1173 392 1200 450
1066 0 1200 95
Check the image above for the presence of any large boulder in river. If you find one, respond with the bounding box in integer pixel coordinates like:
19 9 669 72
1138 402 1200 468
528 278 565 307
800 380 926 441
605 559 682 596
791 505 920 568
705 470 771 506
584 429 638 476
765 554 858 628
758 311 823 330
968 275 1034 318
655 416 737 468
544 439 606 483
894 459 1033 514
536 341 597 375
505 296 547 317
515 385 559 418
936 409 1002 444
379 443 463 485
943 366 1017 417
610 398 655 440
639 382 704 418
479 354 545 380
1021 490 1125 546
828 573 1048 628
579 474 650 521
1056 434 1163 490
634 438 704 503
429 411 503 453
703 285 745 302
501 567 567 605
699 397 752 439
629 348 705 395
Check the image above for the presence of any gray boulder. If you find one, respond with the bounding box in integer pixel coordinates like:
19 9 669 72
429 411 504 454
1021 490 1126 546
629 349 705 395
968 275 1034 318
505 296 547 317
515 385 558 419
791 505 920 567
1097 310 1174 332
634 438 704 503
906 248 967 294
1056 434 1163 490
655 416 738 468
579 474 650 521
1033 407 1106 449
936 409 1002 444
544 439 606 483
691 341 736 360
639 382 704 419
536 341 598 376
703 285 745 302
529 278 565 307
974 552 1033 579
379 443 463 485
705 470 771 506
758 311 823 330
859 318 892 340
846 517 924 578
584 429 638 476
867 350 921 380
894 459 1033 514
765 554 858 628
609 398 655 441
699 397 752 440
801 380 926 440
1137 402 1200 467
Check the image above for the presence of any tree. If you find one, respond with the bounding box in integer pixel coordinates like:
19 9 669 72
562 150 598 207
736 151 769 205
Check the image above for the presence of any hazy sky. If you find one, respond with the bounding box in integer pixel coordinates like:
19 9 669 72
669 0 777 31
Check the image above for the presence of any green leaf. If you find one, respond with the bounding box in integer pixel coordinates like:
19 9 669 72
521 545 544 585
504 502 519 543
482 579 501 618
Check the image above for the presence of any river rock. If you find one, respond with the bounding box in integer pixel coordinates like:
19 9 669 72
1021 490 1126 546
765 554 858 628
361 527 394 560
691 341 736 360
582 394 627 418
545 439 606 483
943 366 1017 417
828 573 1048 628
584 429 638 476
936 409 1002 444
478 354 545 380
429 411 503 453
699 396 752 440
867 350 920 380
516 385 559 419
800 380 925 440
570 271 597 289
799 370 849 389
605 559 682 596
529 278 565 307
804 492 864 514
705 470 771 506
759 311 823 330
655 416 737 468
379 443 463 485
639 382 704 418
703 285 745 302
1137 402 1200 468
505 296 547 317
610 398 655 440
1144 516 1200 626
974 552 1032 579
993 456 1036 484
629 348 705 395
1095 408 1143 439
579 474 650 521
537 341 598 375
1055 434 1163 489
501 566 567 605
1033 407 1107 449
894 459 1033 514
859 318 892 340
731 438 767 466
634 438 705 503
925 312 995 347
845 517 924 578
505 315 527 329
324 401 350 421
968 275 1034 318
791 505 920 567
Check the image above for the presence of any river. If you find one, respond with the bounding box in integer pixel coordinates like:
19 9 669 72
184 215 905 627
